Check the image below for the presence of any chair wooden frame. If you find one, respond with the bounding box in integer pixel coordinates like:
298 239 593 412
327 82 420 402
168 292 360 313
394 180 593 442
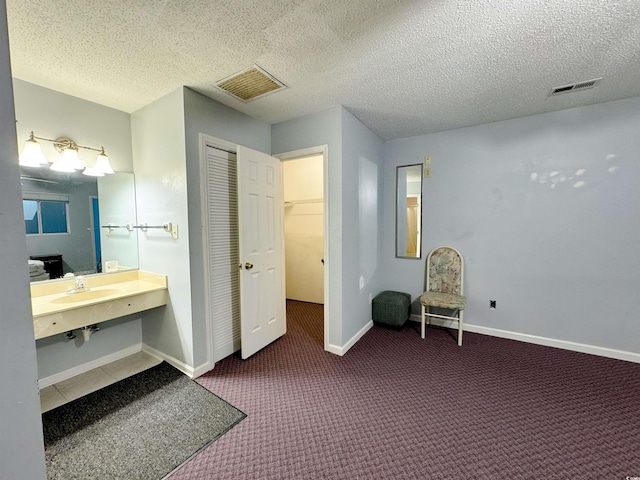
420 246 465 346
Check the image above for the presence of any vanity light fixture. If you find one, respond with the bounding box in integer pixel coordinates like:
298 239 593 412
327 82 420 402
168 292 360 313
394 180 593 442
18 132 48 167
19 131 115 176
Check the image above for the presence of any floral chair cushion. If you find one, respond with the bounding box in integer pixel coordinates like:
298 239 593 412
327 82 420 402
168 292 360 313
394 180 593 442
427 247 462 295
419 291 466 309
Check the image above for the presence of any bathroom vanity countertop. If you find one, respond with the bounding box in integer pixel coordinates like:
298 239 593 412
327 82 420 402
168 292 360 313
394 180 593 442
31 271 167 317
31 271 168 339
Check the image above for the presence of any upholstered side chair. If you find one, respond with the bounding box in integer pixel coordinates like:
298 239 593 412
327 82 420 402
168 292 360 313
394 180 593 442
420 246 466 346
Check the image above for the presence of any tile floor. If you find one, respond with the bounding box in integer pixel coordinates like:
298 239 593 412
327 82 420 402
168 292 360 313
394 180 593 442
39 351 161 413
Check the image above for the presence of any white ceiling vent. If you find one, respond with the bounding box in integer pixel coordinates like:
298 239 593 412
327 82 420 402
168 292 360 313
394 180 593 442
549 78 602 96
215 65 287 102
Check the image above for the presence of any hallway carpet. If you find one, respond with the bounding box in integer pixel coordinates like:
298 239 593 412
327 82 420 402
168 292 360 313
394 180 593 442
173 300 640 479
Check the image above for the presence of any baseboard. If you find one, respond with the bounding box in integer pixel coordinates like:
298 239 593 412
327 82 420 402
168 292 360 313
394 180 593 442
326 320 374 356
325 343 343 355
409 314 640 364
141 344 212 378
38 344 142 389
191 362 213 378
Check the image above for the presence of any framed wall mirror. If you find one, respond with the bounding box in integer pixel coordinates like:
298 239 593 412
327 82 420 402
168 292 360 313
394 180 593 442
22 168 139 282
396 164 423 259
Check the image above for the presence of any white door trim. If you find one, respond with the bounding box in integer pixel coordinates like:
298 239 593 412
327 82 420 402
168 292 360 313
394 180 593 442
274 145 330 352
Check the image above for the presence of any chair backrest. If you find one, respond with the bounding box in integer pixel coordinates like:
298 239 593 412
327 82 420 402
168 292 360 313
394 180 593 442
425 246 464 295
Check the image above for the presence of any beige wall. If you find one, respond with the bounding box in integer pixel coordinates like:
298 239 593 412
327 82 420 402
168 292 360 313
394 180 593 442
283 155 324 304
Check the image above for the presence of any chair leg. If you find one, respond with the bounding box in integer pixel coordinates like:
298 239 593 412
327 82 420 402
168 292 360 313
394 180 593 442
458 310 464 346
421 304 426 339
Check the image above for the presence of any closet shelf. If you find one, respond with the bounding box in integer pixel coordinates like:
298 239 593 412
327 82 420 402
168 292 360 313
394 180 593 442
284 198 323 207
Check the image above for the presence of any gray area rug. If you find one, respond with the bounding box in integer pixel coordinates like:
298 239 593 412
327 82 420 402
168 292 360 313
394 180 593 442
42 362 246 480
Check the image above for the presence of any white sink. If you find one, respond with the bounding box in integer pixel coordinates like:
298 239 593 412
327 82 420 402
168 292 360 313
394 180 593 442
52 289 119 304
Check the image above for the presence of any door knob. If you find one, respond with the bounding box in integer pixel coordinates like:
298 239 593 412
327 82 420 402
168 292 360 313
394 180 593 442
244 262 254 270
321 259 324 265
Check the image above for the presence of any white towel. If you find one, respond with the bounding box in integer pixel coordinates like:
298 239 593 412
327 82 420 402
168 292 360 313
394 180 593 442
30 272 50 282
28 259 45 274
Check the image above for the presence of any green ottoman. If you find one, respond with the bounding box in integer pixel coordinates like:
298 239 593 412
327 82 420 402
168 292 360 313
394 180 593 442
372 291 411 328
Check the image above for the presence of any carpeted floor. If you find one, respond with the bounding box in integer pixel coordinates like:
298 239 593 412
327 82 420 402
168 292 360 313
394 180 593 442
172 300 640 479
43 362 245 480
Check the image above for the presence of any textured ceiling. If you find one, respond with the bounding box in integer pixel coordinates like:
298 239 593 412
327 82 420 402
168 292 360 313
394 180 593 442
6 0 640 140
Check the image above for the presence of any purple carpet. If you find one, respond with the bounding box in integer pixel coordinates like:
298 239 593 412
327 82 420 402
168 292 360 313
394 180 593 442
172 300 640 479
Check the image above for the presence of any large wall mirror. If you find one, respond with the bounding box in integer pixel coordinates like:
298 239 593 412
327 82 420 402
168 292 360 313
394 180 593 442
396 164 423 259
22 168 139 282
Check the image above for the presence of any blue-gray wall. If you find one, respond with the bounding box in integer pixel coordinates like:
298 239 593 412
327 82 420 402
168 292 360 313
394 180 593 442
14 80 142 380
340 108 385 343
36 315 142 378
272 106 345 346
132 88 193 367
0 1 46 476
183 87 271 367
13 79 134 173
272 106 386 348
383 97 640 354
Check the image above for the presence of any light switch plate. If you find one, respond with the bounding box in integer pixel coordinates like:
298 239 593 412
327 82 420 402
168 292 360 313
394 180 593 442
424 155 431 165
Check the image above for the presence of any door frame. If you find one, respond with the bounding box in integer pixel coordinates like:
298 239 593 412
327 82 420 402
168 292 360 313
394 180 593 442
199 135 331 369
88 195 100 272
274 146 330 353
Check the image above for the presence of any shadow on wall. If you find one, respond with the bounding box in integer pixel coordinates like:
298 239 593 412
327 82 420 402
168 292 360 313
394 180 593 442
359 156 378 286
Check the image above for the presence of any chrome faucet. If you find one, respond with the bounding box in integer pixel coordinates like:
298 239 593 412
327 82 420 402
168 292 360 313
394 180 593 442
67 275 90 294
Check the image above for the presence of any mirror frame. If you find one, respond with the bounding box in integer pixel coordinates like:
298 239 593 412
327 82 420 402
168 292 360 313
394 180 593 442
395 163 423 259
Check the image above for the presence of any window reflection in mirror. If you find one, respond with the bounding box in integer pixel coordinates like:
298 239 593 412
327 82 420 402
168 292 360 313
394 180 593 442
21 168 138 282
396 164 422 259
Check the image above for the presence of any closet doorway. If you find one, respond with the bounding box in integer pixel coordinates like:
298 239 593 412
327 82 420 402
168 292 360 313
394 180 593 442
201 138 287 364
201 137 330 367
275 146 329 352
282 155 324 305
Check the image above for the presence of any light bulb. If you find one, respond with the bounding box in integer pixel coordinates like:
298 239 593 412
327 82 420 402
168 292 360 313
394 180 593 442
51 148 82 172
94 149 114 174
19 137 47 167
83 167 105 177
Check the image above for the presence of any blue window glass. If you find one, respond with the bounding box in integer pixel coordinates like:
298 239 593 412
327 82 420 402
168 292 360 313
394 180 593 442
23 200 39 234
23 199 69 235
40 201 68 233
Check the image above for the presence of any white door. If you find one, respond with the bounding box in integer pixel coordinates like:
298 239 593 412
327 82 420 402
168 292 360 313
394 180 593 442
237 145 286 359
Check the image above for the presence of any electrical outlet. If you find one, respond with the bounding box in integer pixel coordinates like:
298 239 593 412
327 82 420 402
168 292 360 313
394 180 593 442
105 260 119 273
369 293 373 304
424 167 431 178
489 300 496 309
